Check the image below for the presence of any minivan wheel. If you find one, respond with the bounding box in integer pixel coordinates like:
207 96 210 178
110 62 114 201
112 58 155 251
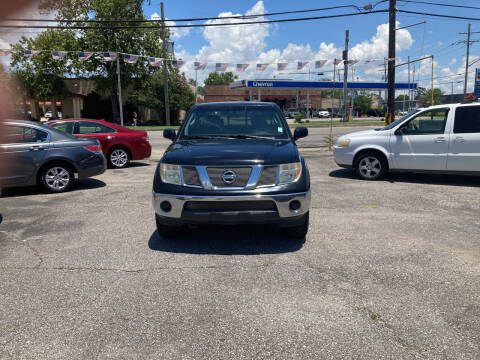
108 147 130 168
155 214 182 238
286 212 309 239
355 152 387 180
40 164 74 193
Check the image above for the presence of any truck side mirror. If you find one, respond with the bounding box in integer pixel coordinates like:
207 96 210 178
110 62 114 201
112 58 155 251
294 127 308 140
163 129 176 141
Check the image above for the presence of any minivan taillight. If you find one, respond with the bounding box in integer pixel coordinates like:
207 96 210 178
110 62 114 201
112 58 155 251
83 145 102 153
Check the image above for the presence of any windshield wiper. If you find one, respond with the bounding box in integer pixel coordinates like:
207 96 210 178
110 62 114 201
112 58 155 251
182 135 218 140
217 134 278 140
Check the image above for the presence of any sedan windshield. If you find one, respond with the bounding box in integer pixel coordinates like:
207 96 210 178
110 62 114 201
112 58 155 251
179 105 289 140
377 109 420 131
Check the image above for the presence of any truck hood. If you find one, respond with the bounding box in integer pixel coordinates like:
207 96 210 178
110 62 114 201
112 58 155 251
162 138 299 165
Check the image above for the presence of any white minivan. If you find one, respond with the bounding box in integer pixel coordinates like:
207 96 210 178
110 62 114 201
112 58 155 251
333 103 480 180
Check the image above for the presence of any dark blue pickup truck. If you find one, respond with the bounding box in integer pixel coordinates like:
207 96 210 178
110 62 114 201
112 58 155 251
152 102 311 238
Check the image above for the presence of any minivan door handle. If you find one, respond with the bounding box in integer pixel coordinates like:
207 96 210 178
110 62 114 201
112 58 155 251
434 137 446 143
29 145 43 151
455 136 465 143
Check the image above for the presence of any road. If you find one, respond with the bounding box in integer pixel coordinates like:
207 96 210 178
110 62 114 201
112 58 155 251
1 152 479 359
148 125 379 150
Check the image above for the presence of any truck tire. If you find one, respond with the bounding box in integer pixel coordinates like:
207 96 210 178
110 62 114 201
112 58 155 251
155 214 182 238
286 212 309 239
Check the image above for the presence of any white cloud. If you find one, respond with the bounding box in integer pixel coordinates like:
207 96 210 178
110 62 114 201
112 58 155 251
150 13 191 39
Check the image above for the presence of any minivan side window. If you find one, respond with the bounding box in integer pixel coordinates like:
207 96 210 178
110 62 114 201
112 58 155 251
454 106 480 134
399 109 449 135
3 125 49 144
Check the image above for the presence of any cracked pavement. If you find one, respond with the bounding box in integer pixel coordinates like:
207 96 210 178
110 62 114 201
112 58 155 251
1 151 479 359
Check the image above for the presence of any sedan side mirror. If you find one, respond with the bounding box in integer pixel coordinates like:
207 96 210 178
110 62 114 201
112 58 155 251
163 128 176 141
294 127 308 141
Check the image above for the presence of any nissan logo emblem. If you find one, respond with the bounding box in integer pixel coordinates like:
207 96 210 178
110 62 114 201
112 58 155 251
221 170 237 184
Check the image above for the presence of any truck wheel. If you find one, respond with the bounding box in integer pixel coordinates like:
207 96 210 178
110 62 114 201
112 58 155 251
286 212 309 239
155 214 182 238
354 152 387 180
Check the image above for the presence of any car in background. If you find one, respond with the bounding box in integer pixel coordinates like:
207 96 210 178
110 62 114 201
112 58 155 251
287 108 300 118
46 118 151 168
318 110 330 118
333 103 480 180
0 120 106 193
153 102 311 239
44 110 62 119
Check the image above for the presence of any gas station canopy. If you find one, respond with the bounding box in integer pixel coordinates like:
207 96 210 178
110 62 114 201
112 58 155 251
230 79 417 90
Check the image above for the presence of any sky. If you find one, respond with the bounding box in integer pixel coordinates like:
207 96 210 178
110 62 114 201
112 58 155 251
1 0 479 93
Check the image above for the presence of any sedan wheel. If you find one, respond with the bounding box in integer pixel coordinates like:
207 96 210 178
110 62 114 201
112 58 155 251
41 165 73 193
356 154 386 180
109 148 130 168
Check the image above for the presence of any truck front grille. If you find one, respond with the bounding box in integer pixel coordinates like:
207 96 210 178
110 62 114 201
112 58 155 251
182 166 201 186
257 166 278 187
207 167 252 188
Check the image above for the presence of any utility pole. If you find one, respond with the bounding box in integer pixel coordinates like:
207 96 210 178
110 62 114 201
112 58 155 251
407 55 411 111
463 23 471 98
161 2 170 126
387 0 396 123
343 30 349 122
116 54 124 127
195 69 198 104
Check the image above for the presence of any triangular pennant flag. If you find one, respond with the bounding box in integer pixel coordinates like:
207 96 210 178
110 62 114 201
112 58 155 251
148 57 163 67
171 60 185 69
215 63 228 72
103 52 117 62
0 50 11 56
236 64 249 72
277 63 288 71
315 60 327 69
364 59 376 64
256 63 269 71
346 60 359 65
297 61 308 70
334 59 343 65
52 51 68 60
24 50 41 57
194 61 207 70
78 51 94 61
123 54 140 64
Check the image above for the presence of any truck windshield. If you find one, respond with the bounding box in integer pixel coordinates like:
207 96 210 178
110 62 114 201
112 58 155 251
179 106 289 140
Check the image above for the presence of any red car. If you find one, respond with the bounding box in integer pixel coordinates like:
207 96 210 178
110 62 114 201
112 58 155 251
47 119 151 168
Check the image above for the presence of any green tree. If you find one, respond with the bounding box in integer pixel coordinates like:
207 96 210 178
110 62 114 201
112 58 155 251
204 72 237 85
396 94 410 101
422 88 443 107
354 91 372 113
128 71 194 125
11 0 167 120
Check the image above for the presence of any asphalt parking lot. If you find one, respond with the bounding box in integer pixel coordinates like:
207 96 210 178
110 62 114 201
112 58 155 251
1 151 480 359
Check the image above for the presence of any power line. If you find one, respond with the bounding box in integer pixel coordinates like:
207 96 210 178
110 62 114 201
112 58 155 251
5 4 384 24
399 0 480 11
0 10 389 30
398 9 480 21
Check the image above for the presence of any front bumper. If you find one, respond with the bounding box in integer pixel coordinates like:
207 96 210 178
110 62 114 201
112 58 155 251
153 190 310 225
333 146 354 168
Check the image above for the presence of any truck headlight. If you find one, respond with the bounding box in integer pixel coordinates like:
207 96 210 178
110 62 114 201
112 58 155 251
335 138 351 147
278 162 302 184
159 163 182 185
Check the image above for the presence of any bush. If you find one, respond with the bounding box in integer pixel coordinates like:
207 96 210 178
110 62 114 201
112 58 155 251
294 113 305 123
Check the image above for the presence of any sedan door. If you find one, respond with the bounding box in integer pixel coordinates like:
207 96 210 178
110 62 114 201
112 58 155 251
75 121 117 154
0 125 50 185
389 108 450 171
447 105 480 172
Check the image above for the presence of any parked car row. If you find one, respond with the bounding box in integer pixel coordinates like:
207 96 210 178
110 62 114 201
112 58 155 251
0 119 151 193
